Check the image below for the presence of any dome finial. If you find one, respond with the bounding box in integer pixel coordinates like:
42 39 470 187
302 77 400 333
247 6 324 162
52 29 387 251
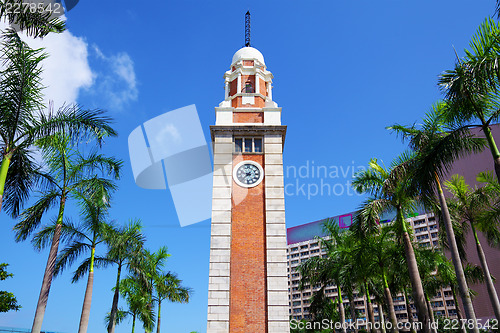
245 11 251 47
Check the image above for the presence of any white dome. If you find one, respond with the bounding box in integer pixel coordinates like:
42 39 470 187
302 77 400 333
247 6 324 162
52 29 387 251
231 47 265 65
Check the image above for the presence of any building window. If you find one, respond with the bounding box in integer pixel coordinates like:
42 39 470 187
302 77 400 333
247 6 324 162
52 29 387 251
234 138 243 152
254 138 262 152
234 137 263 153
243 82 255 93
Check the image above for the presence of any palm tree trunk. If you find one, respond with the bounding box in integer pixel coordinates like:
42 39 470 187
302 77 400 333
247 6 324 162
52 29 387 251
404 288 416 333
78 246 95 333
435 176 479 333
108 263 122 333
365 282 376 333
132 313 136 333
0 151 13 213
32 197 65 333
482 125 500 184
398 207 430 333
377 303 386 333
156 299 161 333
338 287 347 333
382 272 399 333
451 286 466 333
425 296 437 333
470 221 500 320
349 293 358 333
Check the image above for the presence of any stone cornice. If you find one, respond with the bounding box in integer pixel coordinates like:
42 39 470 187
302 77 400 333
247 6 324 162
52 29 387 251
210 125 287 146
224 67 273 82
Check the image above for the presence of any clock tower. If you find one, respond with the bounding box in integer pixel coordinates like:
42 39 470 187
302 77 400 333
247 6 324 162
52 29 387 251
206 41 290 332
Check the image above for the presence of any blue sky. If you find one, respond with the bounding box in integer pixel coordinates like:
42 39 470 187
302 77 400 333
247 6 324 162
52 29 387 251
0 1 496 332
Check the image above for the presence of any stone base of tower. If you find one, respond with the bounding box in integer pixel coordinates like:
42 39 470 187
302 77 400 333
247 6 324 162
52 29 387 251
263 134 290 333
207 134 232 333
207 131 290 333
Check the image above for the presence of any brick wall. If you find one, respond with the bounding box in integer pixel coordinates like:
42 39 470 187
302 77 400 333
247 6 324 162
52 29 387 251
230 154 268 332
233 112 264 123
260 78 267 96
232 96 265 108
230 79 237 96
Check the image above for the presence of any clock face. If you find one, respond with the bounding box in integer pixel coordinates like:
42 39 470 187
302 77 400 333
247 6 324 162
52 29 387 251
233 161 264 187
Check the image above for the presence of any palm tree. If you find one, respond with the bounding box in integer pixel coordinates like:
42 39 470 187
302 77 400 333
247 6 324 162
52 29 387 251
414 247 453 333
352 157 431 333
0 30 117 217
117 276 154 333
154 272 191 333
348 228 379 333
476 171 500 246
438 18 500 184
363 225 400 333
445 174 500 320
134 247 170 333
43 184 116 333
13 133 121 333
0 0 65 38
298 221 349 333
106 220 146 333
388 103 485 332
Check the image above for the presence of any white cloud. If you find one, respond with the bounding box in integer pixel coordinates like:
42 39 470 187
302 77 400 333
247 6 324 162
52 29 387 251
21 29 94 108
0 21 138 112
156 123 181 145
91 45 138 110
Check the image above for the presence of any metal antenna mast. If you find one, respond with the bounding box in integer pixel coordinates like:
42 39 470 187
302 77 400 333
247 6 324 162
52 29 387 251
245 11 251 47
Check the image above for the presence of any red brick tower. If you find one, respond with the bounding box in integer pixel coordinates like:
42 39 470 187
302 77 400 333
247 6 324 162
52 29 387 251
207 45 289 333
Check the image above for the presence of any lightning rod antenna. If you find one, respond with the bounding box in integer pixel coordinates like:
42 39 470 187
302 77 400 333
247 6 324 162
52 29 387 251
245 11 251 47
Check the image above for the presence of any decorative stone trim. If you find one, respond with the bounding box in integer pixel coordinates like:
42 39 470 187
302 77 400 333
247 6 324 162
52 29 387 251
211 125 286 146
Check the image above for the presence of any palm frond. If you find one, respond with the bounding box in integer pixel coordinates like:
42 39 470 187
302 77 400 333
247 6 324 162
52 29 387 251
464 263 485 285
30 217 77 250
68 151 122 182
2 148 40 217
14 189 59 242
72 256 112 283
104 307 129 327
0 1 65 37
352 164 385 196
26 105 117 147
54 241 90 277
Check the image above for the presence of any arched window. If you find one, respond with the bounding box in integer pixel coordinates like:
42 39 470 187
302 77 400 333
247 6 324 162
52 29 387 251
244 81 254 93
